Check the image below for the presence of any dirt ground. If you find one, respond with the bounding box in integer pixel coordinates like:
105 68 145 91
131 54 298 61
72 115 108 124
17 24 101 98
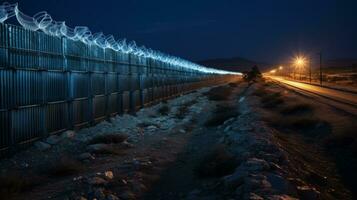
249 79 356 199
0 79 355 200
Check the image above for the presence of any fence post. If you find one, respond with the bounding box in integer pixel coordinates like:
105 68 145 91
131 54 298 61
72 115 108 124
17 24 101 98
39 32 48 137
104 52 110 119
128 54 134 113
63 38 73 130
5 24 16 152
88 46 94 125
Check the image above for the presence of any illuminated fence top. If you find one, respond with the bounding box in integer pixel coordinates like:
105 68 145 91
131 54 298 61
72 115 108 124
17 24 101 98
0 2 241 75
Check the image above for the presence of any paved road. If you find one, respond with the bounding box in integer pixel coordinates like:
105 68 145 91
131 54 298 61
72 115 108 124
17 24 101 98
268 76 357 116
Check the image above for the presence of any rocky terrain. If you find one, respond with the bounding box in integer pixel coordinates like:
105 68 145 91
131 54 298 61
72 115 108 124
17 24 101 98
0 80 353 200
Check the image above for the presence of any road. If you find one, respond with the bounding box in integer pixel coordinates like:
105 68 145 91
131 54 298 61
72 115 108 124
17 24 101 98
268 76 357 116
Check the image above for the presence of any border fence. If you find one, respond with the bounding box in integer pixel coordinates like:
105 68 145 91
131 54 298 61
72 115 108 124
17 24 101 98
0 23 237 154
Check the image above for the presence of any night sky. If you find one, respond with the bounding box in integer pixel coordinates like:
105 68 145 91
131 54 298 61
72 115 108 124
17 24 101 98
7 0 357 63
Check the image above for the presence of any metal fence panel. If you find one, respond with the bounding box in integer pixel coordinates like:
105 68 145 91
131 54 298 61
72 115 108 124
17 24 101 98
12 106 43 144
71 72 89 98
73 99 89 126
0 111 10 150
0 23 229 153
93 95 106 120
0 70 12 109
46 71 67 102
108 93 119 115
14 70 43 107
92 73 105 95
46 102 68 134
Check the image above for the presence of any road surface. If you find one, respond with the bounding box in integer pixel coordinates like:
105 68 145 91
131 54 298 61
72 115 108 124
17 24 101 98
268 76 357 116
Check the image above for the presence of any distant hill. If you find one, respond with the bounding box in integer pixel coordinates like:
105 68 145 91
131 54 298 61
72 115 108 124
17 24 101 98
197 57 270 73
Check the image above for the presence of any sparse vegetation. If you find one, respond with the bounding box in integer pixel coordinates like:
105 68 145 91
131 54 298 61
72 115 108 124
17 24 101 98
195 145 238 178
254 83 327 133
204 86 233 101
175 99 198 119
261 92 284 108
267 108 323 131
137 122 153 128
46 156 85 177
204 105 238 127
88 144 123 155
158 104 170 115
228 82 239 88
252 86 285 108
280 103 313 115
283 116 322 130
88 133 128 145
252 87 268 97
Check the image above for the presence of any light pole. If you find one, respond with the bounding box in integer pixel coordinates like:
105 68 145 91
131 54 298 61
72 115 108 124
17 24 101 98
294 56 306 81
308 57 311 83
318 52 322 85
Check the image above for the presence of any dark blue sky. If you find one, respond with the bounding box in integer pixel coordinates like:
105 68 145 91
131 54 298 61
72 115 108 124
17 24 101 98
8 0 357 63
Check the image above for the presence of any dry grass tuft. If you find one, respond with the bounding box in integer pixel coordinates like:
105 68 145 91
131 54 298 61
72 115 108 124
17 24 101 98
204 86 233 101
261 92 284 108
252 86 284 108
88 144 124 155
195 144 238 178
252 87 268 97
204 105 238 127
88 133 128 145
175 99 198 119
158 105 170 115
228 82 239 88
280 103 313 115
270 116 323 131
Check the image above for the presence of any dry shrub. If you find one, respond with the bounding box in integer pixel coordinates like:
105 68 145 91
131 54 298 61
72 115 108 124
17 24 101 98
195 145 238 178
175 99 198 119
252 87 268 97
89 144 124 155
252 86 284 108
204 105 238 127
228 82 239 88
158 105 170 115
204 86 233 101
270 115 322 131
88 133 128 145
137 122 152 128
46 156 84 177
280 103 313 115
261 92 284 108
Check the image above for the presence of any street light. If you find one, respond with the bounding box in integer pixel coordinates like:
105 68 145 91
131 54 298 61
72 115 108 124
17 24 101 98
294 56 306 80
295 57 306 67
